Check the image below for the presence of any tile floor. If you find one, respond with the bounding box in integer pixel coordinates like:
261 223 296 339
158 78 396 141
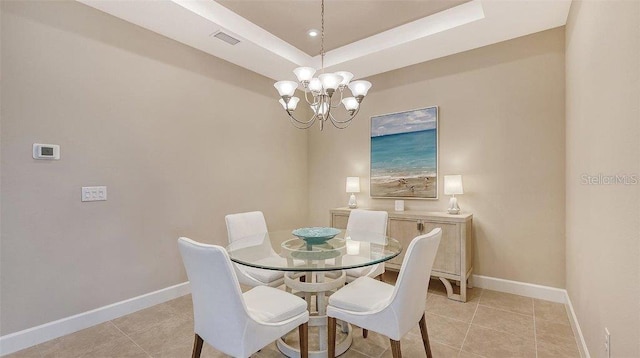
7 276 581 358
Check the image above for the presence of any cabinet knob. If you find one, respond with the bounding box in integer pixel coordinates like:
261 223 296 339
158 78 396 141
417 222 424 231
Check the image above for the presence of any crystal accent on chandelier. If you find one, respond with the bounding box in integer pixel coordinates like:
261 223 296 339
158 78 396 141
273 0 372 131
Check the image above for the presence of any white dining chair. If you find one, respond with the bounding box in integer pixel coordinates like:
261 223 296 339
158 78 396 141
326 228 442 358
178 237 309 358
225 211 285 288
343 209 389 282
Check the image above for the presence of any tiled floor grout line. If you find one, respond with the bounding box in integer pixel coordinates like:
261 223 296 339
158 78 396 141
108 320 154 358
458 287 482 357
475 302 535 317
533 300 539 358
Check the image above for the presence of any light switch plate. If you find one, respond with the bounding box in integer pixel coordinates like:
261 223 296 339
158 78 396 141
82 186 107 202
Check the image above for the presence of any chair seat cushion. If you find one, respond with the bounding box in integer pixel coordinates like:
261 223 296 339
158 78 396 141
240 256 285 284
344 262 383 279
243 286 308 323
328 276 394 313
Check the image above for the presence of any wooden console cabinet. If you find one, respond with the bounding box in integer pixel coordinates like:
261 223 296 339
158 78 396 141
330 208 473 302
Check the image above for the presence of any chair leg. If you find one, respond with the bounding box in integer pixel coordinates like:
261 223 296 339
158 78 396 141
419 313 433 358
299 322 309 358
328 317 337 358
363 328 369 338
390 339 402 358
191 334 204 358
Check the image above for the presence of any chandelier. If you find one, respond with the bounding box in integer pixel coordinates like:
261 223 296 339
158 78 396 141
273 0 372 130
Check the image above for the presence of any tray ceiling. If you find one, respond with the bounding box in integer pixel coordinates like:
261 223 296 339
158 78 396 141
78 0 572 81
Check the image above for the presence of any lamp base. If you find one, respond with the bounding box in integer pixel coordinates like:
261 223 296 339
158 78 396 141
447 196 460 215
348 193 358 209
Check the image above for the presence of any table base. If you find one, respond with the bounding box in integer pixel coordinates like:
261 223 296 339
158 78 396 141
278 271 352 358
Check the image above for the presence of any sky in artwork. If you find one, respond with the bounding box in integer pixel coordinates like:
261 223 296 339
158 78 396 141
371 107 437 137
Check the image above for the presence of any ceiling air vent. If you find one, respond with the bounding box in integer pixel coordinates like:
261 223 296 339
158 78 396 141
212 31 240 46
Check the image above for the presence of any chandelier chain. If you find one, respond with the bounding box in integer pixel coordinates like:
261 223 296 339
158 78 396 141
321 0 324 72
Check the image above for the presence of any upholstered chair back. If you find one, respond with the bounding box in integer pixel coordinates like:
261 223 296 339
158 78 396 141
388 228 441 337
177 237 249 355
346 209 388 243
225 211 268 243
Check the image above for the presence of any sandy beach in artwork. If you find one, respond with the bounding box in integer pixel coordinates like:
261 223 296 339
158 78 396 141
370 174 437 198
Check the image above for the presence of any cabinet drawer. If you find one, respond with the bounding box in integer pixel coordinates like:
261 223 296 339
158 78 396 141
424 222 460 275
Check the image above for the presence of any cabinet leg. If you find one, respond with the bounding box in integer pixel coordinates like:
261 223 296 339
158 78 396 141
439 277 455 298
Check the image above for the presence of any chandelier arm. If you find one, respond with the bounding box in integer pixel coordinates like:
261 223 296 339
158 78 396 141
289 117 317 129
328 112 354 129
328 92 343 109
328 106 361 124
303 90 321 106
285 110 318 129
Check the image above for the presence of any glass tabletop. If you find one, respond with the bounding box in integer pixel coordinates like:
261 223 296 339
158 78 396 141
226 229 402 272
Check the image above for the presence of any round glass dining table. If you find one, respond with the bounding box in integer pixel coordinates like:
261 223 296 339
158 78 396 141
226 228 402 358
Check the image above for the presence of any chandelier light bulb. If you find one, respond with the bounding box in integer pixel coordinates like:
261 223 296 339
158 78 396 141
319 73 344 91
308 78 323 92
293 67 316 83
348 80 372 97
342 97 359 111
334 71 354 86
274 81 298 97
279 97 299 111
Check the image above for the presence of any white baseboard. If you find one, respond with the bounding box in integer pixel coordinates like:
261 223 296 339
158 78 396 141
565 294 590 358
471 274 567 303
471 274 590 357
0 282 190 356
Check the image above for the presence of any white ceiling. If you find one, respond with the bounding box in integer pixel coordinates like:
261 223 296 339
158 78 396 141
78 0 572 82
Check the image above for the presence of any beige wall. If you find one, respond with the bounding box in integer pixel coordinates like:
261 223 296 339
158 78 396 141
0 1 308 335
565 1 640 357
308 28 567 288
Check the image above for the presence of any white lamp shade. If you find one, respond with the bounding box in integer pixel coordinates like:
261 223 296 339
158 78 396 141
346 177 360 193
293 67 316 82
444 175 464 195
348 80 372 97
308 78 322 92
273 81 298 97
342 97 359 111
334 71 354 86
279 97 299 110
319 73 344 91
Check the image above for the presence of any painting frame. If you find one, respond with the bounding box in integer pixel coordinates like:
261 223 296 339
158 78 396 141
370 106 439 200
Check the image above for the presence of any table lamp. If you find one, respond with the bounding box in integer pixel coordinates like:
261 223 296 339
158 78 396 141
346 177 360 209
444 175 464 214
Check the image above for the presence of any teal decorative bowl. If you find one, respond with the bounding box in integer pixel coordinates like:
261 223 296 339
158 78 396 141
292 227 341 245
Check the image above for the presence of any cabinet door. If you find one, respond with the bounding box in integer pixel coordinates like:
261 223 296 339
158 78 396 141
331 213 349 229
423 222 460 275
387 218 420 268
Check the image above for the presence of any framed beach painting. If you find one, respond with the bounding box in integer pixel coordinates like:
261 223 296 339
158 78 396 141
370 106 438 199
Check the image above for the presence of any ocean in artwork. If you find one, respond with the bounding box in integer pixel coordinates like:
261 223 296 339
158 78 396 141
370 107 437 198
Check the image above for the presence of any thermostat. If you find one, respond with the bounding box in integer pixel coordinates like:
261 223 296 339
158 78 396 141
33 143 60 160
